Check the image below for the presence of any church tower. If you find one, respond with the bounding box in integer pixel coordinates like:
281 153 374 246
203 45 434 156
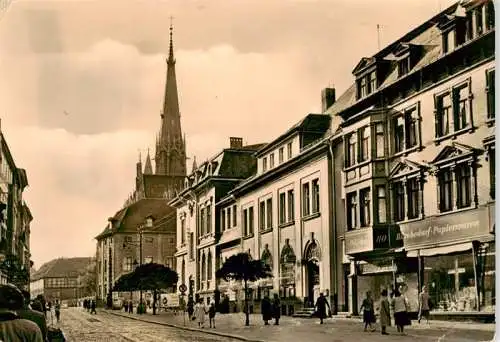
155 23 187 177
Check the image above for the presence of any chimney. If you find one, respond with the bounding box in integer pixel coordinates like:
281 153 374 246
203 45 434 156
229 137 243 149
321 87 336 112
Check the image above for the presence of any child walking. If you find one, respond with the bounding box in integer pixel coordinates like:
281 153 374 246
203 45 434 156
208 301 216 328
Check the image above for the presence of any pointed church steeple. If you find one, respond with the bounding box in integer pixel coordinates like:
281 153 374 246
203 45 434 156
144 148 153 175
155 20 187 177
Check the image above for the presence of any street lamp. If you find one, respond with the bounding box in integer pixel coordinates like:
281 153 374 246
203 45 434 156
124 217 153 314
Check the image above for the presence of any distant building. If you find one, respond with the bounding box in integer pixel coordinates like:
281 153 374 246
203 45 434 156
30 257 93 303
94 23 185 304
95 199 176 302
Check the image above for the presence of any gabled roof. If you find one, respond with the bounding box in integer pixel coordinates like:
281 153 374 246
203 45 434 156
95 198 176 240
431 142 482 165
352 57 377 75
31 257 93 281
389 159 430 179
256 114 331 157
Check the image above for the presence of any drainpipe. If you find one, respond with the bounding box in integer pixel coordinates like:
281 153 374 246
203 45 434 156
327 139 338 314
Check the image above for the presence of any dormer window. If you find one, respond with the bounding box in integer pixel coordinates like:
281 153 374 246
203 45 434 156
353 57 381 100
263 157 268 172
398 57 410 77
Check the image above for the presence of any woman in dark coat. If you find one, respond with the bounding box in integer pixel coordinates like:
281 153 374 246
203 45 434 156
272 294 281 325
315 293 331 324
261 295 272 325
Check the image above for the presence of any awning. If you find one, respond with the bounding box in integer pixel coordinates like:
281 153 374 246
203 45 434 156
406 242 473 258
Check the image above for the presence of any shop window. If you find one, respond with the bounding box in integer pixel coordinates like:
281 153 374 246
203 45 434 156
423 252 478 312
359 187 371 227
346 192 357 230
477 242 495 312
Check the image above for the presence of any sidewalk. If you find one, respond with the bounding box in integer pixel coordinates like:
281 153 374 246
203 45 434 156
106 309 496 342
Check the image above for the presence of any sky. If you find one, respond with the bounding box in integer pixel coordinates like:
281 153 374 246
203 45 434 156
0 0 456 268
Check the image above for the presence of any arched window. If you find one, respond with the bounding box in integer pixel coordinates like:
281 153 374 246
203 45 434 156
261 245 273 271
201 253 206 281
207 251 213 280
280 239 296 287
305 241 321 262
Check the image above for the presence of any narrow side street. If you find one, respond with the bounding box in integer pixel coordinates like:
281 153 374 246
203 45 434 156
55 308 240 342
106 309 496 342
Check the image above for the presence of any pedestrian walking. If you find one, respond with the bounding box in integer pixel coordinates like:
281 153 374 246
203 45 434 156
208 300 216 328
418 285 430 324
261 295 272 325
392 290 410 335
378 289 391 335
360 291 376 332
187 296 194 319
54 300 61 323
272 294 281 326
128 300 133 314
194 298 207 328
314 292 331 324
90 300 97 315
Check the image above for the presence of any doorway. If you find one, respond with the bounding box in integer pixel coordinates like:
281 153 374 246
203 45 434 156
306 260 320 306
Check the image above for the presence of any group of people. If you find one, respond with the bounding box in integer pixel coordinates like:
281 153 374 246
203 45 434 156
186 297 217 329
0 283 63 341
82 299 97 314
360 285 431 336
260 293 283 326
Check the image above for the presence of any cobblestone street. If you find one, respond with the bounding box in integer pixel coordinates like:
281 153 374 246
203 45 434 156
107 310 496 342
54 308 239 342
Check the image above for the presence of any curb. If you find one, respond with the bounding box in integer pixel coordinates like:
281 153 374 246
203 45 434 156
105 310 265 342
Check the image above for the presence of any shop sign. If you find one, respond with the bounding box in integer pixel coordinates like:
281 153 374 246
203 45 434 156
344 229 374 254
399 207 491 248
345 225 402 255
359 262 396 275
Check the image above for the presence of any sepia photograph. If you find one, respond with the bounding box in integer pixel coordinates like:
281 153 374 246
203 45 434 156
0 0 495 341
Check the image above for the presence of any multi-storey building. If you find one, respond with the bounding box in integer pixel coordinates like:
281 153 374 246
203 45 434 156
95 24 185 303
30 257 93 304
0 123 32 288
216 111 345 315
169 138 264 305
95 199 176 302
325 0 495 318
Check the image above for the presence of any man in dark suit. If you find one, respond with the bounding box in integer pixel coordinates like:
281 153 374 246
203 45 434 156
18 290 48 342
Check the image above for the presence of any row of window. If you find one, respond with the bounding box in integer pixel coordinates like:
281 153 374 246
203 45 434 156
442 2 494 54
221 204 237 232
346 156 492 230
346 71 495 168
45 277 77 289
262 142 293 172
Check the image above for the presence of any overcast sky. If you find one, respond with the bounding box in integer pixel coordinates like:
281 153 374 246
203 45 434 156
0 0 456 268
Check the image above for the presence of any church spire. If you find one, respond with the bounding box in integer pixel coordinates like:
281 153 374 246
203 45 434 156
155 18 187 177
144 148 153 175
